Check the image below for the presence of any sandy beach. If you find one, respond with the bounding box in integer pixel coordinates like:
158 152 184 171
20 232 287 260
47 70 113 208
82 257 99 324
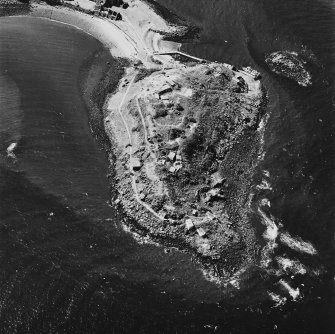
23 0 180 62
28 3 137 58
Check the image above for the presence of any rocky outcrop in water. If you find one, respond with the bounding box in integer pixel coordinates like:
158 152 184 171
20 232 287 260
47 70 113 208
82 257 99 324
265 51 312 87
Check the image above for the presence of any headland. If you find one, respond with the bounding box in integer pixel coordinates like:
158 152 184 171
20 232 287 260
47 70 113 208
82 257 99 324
2 0 266 282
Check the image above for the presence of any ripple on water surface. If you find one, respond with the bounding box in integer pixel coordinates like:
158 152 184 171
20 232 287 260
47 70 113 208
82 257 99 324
0 16 228 333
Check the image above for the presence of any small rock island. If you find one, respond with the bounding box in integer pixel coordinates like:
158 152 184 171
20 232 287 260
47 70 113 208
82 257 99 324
265 51 312 86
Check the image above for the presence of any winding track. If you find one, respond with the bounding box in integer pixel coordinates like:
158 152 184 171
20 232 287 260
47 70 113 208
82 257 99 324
135 95 149 146
116 74 164 221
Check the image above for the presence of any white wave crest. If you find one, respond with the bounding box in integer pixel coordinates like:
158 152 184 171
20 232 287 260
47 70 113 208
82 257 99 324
279 279 300 300
6 142 17 157
279 231 317 255
257 113 269 162
263 170 270 178
258 208 279 241
258 208 279 267
121 221 160 246
229 279 240 289
257 112 270 137
276 256 307 275
260 198 271 207
199 268 223 285
268 291 287 307
256 179 272 190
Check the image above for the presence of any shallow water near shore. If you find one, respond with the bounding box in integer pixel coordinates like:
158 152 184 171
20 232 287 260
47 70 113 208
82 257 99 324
0 1 334 333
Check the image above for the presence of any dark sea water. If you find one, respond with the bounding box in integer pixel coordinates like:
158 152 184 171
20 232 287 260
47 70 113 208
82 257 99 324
156 0 335 332
0 1 334 333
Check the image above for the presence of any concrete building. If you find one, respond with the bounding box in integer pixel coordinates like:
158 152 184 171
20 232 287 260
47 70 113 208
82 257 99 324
242 66 261 80
97 0 122 7
185 219 194 231
223 63 237 71
131 158 142 171
168 151 176 161
173 161 182 171
169 166 176 173
197 228 207 238
48 0 64 4
158 84 172 97
166 78 176 87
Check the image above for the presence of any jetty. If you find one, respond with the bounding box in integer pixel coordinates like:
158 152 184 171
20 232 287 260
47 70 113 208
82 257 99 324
153 51 207 63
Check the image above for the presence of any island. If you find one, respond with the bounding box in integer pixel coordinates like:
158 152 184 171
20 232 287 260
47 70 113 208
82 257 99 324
108 60 265 278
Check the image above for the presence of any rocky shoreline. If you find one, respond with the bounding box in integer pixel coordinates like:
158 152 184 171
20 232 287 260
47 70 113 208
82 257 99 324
265 50 312 86
143 0 201 42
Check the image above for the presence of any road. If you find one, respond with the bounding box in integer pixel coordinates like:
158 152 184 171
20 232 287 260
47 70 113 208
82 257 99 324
153 51 207 63
116 75 165 221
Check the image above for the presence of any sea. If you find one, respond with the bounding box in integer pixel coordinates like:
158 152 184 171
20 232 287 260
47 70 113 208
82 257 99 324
0 0 334 333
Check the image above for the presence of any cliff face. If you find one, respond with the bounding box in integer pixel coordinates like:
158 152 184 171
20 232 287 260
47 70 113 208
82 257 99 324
106 61 266 279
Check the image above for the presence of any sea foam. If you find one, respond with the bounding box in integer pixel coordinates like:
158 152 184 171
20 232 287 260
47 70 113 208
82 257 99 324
268 291 287 307
279 279 300 300
6 142 17 157
276 256 307 275
279 231 317 255
258 208 279 267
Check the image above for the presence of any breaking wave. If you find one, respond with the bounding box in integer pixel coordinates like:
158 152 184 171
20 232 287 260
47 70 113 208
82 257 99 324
6 142 17 158
278 279 301 301
275 256 307 275
258 208 279 267
267 291 287 307
254 175 319 305
256 179 272 190
279 231 317 255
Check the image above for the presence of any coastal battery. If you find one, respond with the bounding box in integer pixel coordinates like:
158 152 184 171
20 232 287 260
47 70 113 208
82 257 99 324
106 61 265 279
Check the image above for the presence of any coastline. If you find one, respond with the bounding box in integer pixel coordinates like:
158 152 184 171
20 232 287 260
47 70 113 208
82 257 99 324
24 3 137 58
2 1 267 285
0 2 333 332
1 1 130 153
78 48 128 150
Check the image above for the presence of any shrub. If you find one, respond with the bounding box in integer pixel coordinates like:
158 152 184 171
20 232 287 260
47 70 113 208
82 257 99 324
154 108 168 118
